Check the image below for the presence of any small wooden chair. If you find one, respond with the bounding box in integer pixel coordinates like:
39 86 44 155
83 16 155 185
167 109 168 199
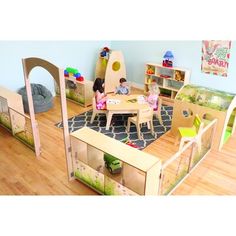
176 114 204 151
153 97 163 126
127 107 154 140
90 97 108 124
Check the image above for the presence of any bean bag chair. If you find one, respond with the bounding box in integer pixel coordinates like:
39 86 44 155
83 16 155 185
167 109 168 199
18 83 53 113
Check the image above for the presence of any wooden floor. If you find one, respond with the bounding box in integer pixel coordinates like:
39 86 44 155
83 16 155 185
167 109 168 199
1 93 236 195
144 131 236 195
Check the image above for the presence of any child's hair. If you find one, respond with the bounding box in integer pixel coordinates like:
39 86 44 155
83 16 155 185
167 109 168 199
119 78 127 83
93 78 104 93
148 82 160 95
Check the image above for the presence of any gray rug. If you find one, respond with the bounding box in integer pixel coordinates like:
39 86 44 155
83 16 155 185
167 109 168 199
56 106 173 149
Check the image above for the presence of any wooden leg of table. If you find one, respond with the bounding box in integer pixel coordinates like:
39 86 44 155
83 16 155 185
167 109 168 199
106 112 113 130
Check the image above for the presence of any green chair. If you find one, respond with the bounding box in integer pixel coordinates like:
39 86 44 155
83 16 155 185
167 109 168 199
177 114 204 151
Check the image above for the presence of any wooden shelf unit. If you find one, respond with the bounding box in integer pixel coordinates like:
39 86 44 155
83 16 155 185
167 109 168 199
144 63 190 104
70 127 162 195
55 76 93 107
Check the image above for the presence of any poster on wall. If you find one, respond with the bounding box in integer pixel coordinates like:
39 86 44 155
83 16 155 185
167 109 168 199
201 40 231 77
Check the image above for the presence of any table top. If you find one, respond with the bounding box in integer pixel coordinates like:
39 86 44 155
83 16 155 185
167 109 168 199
106 94 149 111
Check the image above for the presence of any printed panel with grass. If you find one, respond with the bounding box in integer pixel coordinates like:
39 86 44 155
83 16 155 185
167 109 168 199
0 96 12 131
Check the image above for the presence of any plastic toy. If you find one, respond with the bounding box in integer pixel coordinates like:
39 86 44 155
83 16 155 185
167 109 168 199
100 47 110 58
64 67 84 81
104 153 122 174
162 51 174 67
103 136 140 174
120 137 139 148
146 66 155 74
174 70 184 81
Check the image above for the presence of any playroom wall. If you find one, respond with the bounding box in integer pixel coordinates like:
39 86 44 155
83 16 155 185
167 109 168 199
0 41 110 95
1 40 236 95
111 41 236 94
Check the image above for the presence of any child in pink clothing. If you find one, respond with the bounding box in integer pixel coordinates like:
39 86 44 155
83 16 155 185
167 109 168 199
146 81 160 110
93 78 107 110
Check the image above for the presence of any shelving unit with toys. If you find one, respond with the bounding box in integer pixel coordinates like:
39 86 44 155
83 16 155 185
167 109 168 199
144 63 190 105
70 127 162 195
55 67 93 107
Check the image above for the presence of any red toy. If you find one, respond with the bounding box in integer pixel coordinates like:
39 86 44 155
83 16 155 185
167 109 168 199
162 59 173 67
76 76 84 82
121 137 139 149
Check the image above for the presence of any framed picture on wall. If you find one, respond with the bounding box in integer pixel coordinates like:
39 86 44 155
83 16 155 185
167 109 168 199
201 40 231 77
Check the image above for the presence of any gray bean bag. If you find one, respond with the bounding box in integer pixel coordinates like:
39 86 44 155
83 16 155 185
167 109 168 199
18 83 53 113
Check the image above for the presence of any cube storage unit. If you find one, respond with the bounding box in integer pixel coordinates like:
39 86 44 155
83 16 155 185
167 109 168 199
0 86 36 151
55 76 93 107
144 63 190 105
70 127 162 195
171 84 236 151
0 86 25 132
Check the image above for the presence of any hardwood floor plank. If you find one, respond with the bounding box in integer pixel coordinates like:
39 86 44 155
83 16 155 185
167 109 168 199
1 89 236 195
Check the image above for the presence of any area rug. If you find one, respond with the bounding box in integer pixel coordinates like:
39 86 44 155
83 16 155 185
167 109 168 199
56 106 173 149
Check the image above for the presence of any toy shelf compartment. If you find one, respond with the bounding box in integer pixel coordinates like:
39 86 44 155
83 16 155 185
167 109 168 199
144 63 190 104
70 127 161 196
54 76 93 107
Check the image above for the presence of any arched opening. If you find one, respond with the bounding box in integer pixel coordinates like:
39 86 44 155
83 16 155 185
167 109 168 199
22 57 72 180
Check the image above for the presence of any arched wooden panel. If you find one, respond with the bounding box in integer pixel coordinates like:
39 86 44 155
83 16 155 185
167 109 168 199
22 57 73 180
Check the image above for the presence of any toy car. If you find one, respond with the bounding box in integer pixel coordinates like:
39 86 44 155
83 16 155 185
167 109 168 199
104 153 122 174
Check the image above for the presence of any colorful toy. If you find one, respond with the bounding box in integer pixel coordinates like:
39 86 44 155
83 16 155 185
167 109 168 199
64 67 84 82
104 153 122 174
174 70 184 81
103 136 140 174
120 136 139 148
162 51 174 67
146 66 155 74
100 47 110 58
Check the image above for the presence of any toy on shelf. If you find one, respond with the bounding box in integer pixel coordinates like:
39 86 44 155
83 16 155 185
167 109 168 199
100 47 110 58
174 70 184 81
104 153 122 174
64 67 84 82
55 66 93 107
162 51 174 67
146 65 155 75
103 136 140 174
144 63 190 105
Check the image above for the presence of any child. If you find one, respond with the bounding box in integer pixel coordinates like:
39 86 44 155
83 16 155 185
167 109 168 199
146 81 160 111
93 78 107 110
115 78 130 95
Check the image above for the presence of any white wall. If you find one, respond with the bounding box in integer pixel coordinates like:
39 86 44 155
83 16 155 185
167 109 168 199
111 41 236 94
0 41 110 94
